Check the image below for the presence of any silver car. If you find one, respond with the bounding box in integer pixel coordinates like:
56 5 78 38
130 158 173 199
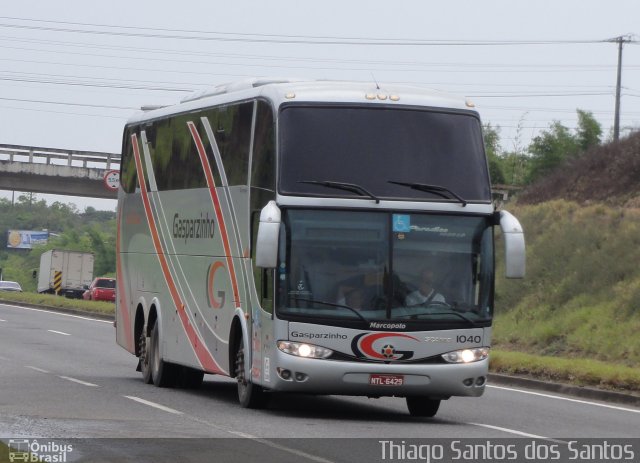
0 281 23 292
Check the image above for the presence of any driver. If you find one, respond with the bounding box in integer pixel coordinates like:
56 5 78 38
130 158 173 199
405 268 445 306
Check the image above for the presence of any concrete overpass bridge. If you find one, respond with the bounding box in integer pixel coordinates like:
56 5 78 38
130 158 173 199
0 144 120 200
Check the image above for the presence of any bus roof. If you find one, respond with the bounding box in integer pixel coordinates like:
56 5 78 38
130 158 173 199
127 78 478 125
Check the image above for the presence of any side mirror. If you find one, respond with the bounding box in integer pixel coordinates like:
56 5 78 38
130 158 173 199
499 210 526 278
256 201 281 268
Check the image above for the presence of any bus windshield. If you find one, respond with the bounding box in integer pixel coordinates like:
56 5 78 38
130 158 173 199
278 105 490 202
277 209 494 327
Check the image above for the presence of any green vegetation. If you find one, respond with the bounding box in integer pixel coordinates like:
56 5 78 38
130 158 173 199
490 350 640 393
494 200 640 391
483 109 604 186
0 290 115 315
0 194 116 292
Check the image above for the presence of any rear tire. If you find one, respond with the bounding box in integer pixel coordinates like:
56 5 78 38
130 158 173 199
150 322 178 387
139 329 152 384
406 397 441 417
235 343 267 409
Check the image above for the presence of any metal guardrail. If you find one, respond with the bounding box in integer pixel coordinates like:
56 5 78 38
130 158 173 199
0 144 120 170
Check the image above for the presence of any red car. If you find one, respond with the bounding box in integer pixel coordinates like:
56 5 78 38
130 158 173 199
83 277 116 302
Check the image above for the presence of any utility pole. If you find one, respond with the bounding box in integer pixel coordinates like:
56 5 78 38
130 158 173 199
609 35 634 141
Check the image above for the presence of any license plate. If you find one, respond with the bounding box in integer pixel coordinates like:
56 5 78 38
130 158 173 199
369 374 404 386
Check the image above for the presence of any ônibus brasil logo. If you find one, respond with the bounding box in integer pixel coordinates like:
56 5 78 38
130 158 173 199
351 332 419 361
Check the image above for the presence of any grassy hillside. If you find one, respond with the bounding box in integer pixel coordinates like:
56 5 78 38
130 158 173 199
495 200 640 370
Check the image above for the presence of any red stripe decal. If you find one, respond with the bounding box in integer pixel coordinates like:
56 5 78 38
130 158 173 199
131 133 223 374
187 121 242 308
116 207 133 352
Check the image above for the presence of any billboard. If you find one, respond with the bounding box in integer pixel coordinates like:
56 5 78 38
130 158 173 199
7 230 49 249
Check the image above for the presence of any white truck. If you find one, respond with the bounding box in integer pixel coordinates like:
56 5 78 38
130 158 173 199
37 250 94 298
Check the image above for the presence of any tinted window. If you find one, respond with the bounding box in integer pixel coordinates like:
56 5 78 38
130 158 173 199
148 114 207 191
203 102 253 186
279 105 490 202
251 100 275 191
120 127 138 194
95 279 116 289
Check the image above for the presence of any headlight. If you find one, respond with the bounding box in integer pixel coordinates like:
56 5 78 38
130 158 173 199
277 341 333 359
441 347 489 364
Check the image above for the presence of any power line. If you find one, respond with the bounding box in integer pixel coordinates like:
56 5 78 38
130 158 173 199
0 19 611 46
0 96 135 110
0 104 125 119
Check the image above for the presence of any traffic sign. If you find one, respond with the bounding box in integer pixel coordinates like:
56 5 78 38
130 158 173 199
103 170 120 191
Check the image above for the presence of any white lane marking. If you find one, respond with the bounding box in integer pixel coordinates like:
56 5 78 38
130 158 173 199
187 415 334 463
124 396 184 415
1 304 112 323
48 329 71 336
469 422 549 439
58 376 100 387
25 365 50 374
488 384 640 414
250 438 335 463
0 318 6 322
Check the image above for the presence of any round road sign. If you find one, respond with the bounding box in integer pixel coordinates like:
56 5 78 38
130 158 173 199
103 170 120 191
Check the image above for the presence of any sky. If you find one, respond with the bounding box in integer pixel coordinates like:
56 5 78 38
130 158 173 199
0 0 638 211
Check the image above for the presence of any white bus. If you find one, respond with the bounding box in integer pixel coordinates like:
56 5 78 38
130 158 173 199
115 79 525 417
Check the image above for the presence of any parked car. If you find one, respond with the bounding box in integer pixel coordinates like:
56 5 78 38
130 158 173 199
82 277 116 302
0 281 23 292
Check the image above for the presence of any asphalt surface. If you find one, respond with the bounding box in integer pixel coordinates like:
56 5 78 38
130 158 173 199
1 302 639 462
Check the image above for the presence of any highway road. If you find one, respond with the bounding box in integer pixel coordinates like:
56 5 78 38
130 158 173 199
1 302 639 462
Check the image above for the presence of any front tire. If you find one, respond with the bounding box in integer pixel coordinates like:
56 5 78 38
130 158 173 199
406 397 441 417
150 322 178 387
235 343 267 408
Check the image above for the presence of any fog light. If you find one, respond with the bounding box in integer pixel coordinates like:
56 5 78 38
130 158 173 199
294 372 307 382
476 376 486 386
277 368 292 380
463 378 474 387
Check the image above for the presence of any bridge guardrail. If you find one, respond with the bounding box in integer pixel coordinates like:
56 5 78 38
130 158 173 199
0 144 120 170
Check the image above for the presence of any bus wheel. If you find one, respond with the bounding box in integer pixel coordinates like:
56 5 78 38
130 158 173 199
406 397 441 417
149 322 178 387
235 344 267 408
138 329 152 384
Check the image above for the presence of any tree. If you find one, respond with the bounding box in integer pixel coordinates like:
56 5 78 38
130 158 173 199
483 123 506 184
0 199 116 291
576 109 602 152
525 109 603 184
526 121 579 183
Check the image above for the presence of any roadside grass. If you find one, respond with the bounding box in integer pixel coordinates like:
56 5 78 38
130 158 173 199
493 200 640 393
0 291 114 315
490 349 640 394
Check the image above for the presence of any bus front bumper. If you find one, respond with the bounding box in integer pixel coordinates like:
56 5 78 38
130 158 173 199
264 351 489 398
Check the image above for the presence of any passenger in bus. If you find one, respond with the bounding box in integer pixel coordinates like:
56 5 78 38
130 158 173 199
336 286 365 309
405 268 445 306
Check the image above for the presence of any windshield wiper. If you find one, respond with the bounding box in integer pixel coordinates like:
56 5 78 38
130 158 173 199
397 310 477 326
298 180 380 204
292 297 369 324
388 181 467 207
